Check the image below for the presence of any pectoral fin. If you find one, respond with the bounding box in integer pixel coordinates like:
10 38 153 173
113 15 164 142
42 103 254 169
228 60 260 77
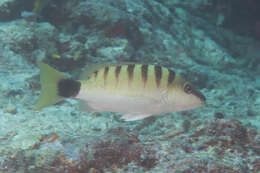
78 100 97 112
121 113 153 121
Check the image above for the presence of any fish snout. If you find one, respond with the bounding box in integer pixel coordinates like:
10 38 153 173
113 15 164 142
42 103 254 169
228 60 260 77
183 83 206 104
192 89 206 104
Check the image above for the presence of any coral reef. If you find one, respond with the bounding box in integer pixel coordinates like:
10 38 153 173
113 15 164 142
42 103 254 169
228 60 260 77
0 0 259 172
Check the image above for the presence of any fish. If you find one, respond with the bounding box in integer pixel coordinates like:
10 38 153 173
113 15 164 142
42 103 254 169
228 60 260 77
35 62 206 121
32 0 50 15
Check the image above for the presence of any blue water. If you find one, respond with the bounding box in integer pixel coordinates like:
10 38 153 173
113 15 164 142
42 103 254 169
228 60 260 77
0 0 259 172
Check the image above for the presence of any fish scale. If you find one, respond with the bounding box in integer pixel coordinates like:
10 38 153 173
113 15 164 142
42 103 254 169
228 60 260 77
35 62 205 121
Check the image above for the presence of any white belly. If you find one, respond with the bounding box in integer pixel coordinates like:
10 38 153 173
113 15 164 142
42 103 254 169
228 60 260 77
76 89 168 115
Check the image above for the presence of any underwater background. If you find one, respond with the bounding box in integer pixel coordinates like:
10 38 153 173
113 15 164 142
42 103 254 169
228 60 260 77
0 0 259 172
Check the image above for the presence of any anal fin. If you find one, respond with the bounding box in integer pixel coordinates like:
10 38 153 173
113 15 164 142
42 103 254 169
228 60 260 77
121 113 153 121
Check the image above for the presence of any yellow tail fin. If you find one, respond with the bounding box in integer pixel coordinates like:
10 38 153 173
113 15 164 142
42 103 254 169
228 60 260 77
34 62 67 110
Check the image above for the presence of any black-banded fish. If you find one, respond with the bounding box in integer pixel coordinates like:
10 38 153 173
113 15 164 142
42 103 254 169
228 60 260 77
35 62 206 121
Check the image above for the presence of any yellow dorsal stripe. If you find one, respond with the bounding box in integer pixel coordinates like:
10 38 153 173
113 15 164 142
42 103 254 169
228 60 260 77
85 64 177 96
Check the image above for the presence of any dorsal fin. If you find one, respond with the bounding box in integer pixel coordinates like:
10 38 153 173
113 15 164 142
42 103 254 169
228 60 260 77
79 63 107 80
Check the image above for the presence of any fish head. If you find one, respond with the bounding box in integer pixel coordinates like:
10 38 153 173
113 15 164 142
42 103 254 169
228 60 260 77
172 78 206 111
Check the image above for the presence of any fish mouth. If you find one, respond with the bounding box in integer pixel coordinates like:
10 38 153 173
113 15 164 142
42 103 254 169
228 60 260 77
191 89 206 104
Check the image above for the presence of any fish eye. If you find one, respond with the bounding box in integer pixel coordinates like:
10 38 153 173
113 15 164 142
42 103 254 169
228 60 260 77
183 83 192 94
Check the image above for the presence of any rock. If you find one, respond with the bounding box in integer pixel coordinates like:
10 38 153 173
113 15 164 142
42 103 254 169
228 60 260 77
0 0 22 21
95 39 129 60
4 105 17 114
0 20 56 62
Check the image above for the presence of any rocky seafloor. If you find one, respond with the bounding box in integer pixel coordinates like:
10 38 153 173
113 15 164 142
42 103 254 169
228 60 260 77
0 0 259 172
